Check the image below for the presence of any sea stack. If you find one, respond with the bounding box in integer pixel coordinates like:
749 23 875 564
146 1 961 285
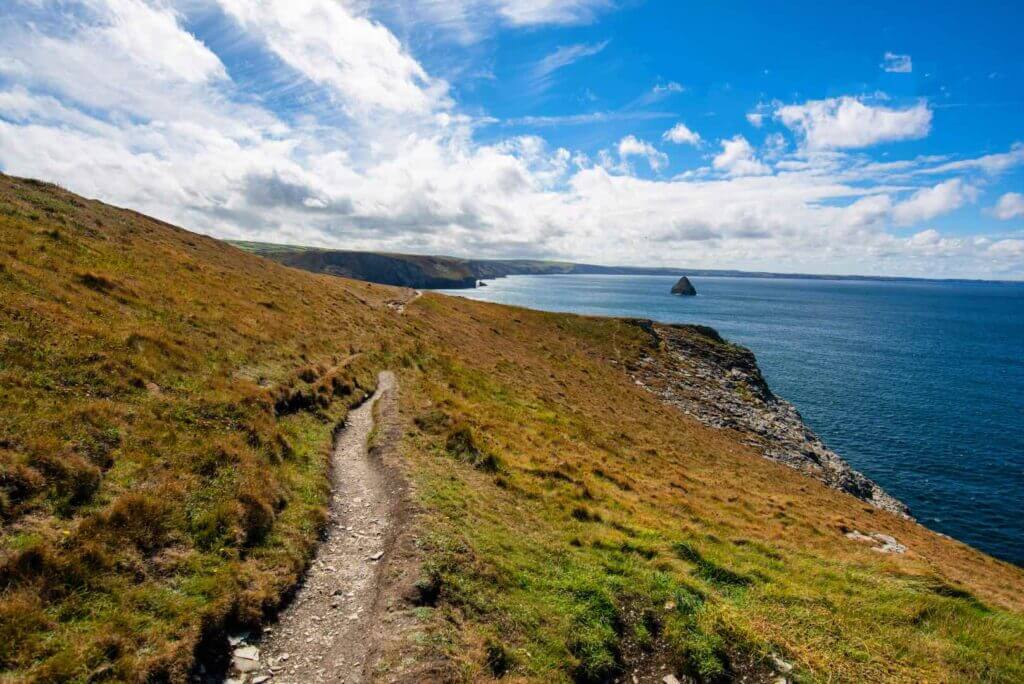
671 276 697 296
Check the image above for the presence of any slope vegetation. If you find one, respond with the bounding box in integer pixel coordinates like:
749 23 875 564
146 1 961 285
0 176 399 680
1 175 1023 682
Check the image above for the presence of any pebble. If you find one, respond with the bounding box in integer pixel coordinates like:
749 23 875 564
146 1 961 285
771 654 794 674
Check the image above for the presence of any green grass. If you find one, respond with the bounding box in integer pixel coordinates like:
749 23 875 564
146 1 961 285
0 176 396 680
1 174 1023 682
387 300 1024 682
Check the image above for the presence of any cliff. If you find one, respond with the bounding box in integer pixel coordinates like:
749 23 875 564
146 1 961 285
264 249 479 289
627 322 908 515
232 242 1010 289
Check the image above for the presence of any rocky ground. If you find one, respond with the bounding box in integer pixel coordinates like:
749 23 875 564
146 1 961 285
223 372 405 683
627 322 910 517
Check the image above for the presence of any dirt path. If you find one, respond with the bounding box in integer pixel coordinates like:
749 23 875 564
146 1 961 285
385 288 422 315
229 371 399 683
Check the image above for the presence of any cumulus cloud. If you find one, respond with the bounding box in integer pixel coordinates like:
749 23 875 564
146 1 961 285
882 52 913 73
775 96 932 150
712 136 771 176
617 135 668 171
746 112 763 127
662 122 701 146
0 0 1019 278
992 192 1024 220
892 179 978 226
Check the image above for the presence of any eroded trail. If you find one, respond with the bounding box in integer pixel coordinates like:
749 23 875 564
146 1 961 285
232 371 399 683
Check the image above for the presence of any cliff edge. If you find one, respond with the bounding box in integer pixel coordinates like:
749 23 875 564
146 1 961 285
628 321 910 516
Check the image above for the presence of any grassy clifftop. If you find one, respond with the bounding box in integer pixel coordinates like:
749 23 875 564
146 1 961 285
2 175 1023 682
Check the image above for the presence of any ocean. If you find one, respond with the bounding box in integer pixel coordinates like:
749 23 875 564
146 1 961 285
438 274 1024 566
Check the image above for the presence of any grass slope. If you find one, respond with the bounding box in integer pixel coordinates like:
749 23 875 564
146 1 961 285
1 175 1022 682
392 297 1024 683
0 176 400 680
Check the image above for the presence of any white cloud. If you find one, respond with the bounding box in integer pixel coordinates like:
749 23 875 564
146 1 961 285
892 179 978 226
388 0 613 43
712 136 771 176
653 81 684 95
0 0 236 125
762 132 788 159
775 96 932 150
882 52 913 73
503 110 673 127
746 111 763 127
217 0 450 116
0 2 1019 279
617 135 668 171
923 143 1024 176
992 192 1024 220
662 122 701 146
528 41 608 93
493 0 613 26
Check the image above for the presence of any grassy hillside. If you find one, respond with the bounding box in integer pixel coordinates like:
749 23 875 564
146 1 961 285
2 175 1023 682
0 176 401 680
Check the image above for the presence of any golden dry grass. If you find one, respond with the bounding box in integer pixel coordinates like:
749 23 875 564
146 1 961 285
389 281 1024 682
1 174 1022 682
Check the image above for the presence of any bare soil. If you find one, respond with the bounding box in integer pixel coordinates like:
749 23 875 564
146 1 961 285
228 371 407 683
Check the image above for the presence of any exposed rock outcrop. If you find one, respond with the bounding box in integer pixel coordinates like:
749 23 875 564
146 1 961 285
671 276 697 296
628 321 910 517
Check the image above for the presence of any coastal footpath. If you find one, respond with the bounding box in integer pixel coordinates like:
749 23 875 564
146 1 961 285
2 174 1022 683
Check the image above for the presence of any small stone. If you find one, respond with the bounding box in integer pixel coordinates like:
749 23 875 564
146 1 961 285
369 551 384 561
252 676 271 684
233 645 260 671
233 656 259 673
663 676 681 684
234 645 259 661
771 654 793 673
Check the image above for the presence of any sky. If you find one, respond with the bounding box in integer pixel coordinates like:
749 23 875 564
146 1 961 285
0 1 1022 279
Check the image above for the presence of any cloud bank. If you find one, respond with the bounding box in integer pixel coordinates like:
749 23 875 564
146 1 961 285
0 0 1021 279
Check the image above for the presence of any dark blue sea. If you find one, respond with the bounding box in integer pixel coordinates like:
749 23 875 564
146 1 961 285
439 274 1024 566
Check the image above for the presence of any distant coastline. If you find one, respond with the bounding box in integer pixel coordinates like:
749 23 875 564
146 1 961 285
230 241 1022 289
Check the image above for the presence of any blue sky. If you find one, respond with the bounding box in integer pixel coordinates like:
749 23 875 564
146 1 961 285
1 0 1022 278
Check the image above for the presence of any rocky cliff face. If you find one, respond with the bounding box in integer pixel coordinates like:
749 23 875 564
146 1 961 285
274 251 478 289
627 321 910 517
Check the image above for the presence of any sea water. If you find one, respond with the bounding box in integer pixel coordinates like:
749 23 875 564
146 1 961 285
439 274 1024 566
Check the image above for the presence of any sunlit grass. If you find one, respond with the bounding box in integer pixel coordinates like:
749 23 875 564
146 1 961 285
1 174 1022 682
